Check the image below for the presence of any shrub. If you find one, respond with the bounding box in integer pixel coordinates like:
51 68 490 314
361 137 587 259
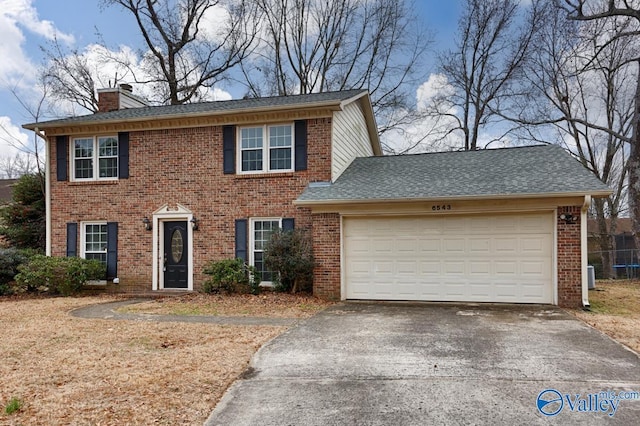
264 229 315 293
202 258 261 294
14 255 106 296
0 248 37 295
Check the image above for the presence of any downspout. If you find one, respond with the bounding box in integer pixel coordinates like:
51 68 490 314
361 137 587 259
34 127 51 256
581 195 592 308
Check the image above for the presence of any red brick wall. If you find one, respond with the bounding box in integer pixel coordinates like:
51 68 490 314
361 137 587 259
97 91 120 112
557 205 583 308
310 207 587 306
49 118 332 292
311 213 341 300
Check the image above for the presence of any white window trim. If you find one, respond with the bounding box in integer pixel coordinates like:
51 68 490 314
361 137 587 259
249 217 282 286
237 124 294 174
70 135 119 182
80 221 108 285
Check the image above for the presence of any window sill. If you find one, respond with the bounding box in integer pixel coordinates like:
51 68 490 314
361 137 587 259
68 180 119 186
235 172 295 180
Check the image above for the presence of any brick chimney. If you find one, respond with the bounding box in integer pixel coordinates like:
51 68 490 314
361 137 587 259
97 84 148 113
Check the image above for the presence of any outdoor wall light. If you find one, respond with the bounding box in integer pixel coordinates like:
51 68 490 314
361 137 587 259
190 216 200 231
559 213 577 224
142 217 152 231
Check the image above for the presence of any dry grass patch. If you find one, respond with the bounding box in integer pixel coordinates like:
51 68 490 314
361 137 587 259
120 292 334 318
0 295 286 425
571 280 640 354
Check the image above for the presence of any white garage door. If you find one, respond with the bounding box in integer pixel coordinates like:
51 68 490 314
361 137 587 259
343 213 553 303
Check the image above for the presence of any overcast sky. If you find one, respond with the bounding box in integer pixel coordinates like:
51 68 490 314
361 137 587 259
0 0 462 158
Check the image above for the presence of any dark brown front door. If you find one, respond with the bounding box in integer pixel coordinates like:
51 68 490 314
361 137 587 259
163 221 188 289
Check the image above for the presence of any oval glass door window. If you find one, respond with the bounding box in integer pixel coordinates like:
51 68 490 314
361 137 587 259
171 229 184 263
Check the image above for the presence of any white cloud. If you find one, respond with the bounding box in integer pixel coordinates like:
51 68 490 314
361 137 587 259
2 0 74 42
83 43 140 88
416 73 455 112
0 0 74 87
0 7 32 85
0 115 30 156
199 4 231 44
208 87 233 101
381 73 463 154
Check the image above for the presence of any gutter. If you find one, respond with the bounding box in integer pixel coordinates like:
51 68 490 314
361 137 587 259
34 127 51 256
293 190 613 207
581 195 592 308
22 98 354 131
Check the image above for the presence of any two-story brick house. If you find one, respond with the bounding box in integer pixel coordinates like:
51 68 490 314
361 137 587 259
24 87 380 294
25 86 610 307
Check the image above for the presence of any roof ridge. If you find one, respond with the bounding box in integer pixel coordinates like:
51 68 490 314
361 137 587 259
175 88 367 107
374 144 554 160
24 88 370 129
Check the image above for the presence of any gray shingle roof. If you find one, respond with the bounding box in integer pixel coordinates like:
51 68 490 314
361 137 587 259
23 89 368 129
297 145 611 203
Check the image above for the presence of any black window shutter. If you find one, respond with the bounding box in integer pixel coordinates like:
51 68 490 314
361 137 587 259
282 218 295 231
294 120 307 171
106 222 118 279
223 125 236 174
118 132 130 179
235 219 248 261
56 136 68 181
66 222 77 257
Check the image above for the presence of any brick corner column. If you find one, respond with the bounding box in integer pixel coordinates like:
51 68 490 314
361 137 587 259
311 213 341 301
557 206 583 308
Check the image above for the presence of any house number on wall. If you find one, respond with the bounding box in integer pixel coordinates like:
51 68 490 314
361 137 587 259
432 204 452 211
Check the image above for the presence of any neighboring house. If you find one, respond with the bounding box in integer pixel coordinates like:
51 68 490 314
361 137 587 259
24 86 610 308
0 179 17 205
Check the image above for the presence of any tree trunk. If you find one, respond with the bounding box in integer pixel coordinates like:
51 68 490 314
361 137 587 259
629 69 640 257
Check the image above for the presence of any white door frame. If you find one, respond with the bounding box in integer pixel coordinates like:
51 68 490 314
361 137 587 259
152 204 194 291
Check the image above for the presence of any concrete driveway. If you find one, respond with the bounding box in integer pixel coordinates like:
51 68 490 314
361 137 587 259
205 303 640 425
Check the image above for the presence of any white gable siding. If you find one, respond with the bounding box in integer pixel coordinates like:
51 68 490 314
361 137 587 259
119 92 148 109
332 101 374 181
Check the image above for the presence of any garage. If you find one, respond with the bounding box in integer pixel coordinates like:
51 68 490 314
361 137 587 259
296 145 613 307
343 212 554 303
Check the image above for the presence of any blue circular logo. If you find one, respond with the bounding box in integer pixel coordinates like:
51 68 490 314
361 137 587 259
537 389 564 416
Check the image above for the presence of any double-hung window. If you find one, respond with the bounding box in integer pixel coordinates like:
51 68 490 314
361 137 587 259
72 136 118 181
81 222 108 265
239 125 293 173
250 218 281 283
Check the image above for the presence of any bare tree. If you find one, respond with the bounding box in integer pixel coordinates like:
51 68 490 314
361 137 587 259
560 0 640 259
41 37 130 114
532 7 633 277
0 154 38 179
240 0 429 138
433 0 543 151
0 79 48 183
102 0 259 105
43 0 259 111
